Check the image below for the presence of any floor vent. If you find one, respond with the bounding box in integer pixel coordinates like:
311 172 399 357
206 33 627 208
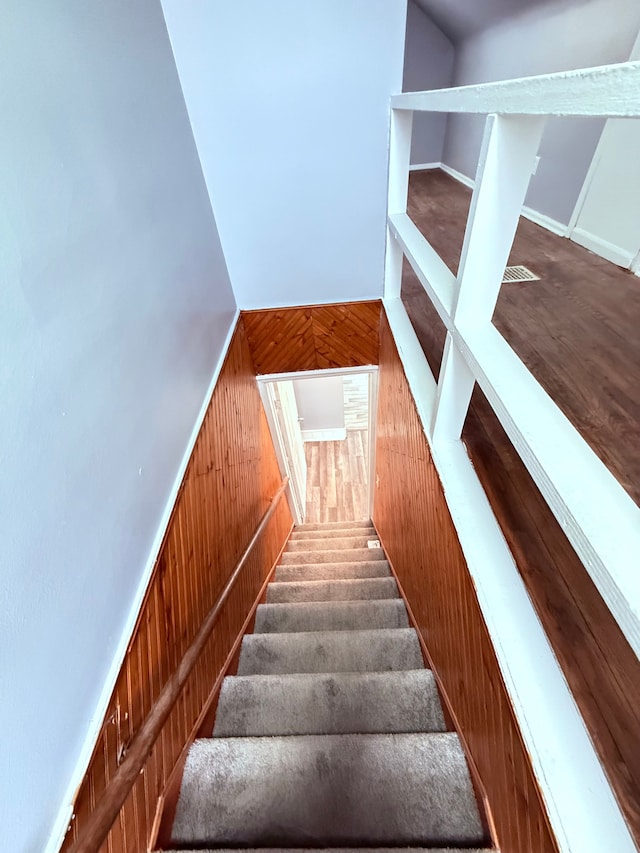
502 265 540 283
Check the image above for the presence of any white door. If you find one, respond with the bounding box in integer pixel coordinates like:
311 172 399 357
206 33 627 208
569 34 640 270
264 381 307 524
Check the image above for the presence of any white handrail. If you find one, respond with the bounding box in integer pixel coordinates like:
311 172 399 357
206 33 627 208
391 60 640 117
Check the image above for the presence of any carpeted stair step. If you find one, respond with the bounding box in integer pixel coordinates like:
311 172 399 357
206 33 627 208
254 599 408 633
295 520 375 532
170 732 486 848
290 526 376 541
280 546 385 565
274 559 390 583
266 576 399 603
213 670 446 737
166 848 494 853
237 628 423 675
286 535 378 552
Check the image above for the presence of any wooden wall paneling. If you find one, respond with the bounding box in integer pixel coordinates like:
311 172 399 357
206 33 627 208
373 309 558 853
61 316 293 853
242 301 382 375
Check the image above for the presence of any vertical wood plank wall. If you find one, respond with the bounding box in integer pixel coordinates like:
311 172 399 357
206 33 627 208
373 310 558 853
61 317 293 853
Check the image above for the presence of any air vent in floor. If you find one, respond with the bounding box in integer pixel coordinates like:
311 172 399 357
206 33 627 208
502 265 540 283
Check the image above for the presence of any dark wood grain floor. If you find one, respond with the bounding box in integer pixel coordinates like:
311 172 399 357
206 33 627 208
304 430 370 523
401 169 640 845
404 169 640 503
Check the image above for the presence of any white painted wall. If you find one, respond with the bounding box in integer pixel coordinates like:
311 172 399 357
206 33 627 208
160 0 407 310
442 0 640 226
403 0 455 166
293 377 346 433
571 117 640 265
0 3 236 851
570 30 640 267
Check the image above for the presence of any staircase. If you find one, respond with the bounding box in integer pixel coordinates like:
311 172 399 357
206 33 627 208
166 520 492 852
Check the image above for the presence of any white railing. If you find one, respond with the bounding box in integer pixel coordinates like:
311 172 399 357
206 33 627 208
384 61 640 853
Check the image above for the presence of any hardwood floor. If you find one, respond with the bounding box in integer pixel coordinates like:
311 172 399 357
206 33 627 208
401 169 640 845
304 430 370 523
303 374 371 524
404 168 640 503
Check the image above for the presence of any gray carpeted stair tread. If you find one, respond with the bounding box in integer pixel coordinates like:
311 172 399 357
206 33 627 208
170 732 486 848
295 520 374 532
213 670 446 737
281 546 385 565
237 628 424 675
166 848 495 852
290 526 376 541
254 599 408 633
274 559 390 583
286 535 379 552
266 576 399 603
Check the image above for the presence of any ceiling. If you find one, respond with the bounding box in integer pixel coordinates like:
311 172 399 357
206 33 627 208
412 0 556 42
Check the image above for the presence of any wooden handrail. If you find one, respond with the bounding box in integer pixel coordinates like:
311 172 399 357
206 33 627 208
67 478 289 853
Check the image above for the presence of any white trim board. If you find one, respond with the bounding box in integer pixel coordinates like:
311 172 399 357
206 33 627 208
383 296 636 853
521 205 568 237
45 308 241 853
391 60 640 117
571 226 637 268
439 162 474 189
439 163 568 236
409 162 441 171
258 365 377 382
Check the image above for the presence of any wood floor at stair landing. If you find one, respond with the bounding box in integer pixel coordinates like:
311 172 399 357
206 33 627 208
168 521 492 852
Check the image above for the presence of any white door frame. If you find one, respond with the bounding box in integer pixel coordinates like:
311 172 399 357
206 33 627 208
568 27 640 239
258 365 379 523
258 380 306 525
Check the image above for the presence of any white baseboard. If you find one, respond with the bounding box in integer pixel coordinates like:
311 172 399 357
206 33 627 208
570 227 635 268
45 309 242 853
521 205 568 237
302 427 347 442
440 162 570 238
438 161 639 265
409 162 441 172
439 162 474 190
